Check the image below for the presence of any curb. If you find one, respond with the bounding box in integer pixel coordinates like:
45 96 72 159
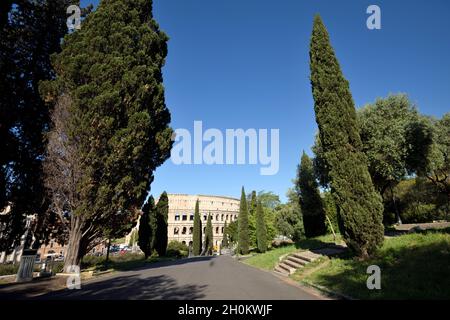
301 279 355 300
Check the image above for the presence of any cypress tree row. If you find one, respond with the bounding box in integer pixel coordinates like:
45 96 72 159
255 200 267 253
154 191 169 256
296 152 327 238
204 214 214 255
138 197 155 259
309 15 384 257
222 221 229 248
238 187 250 254
192 199 202 256
248 190 258 247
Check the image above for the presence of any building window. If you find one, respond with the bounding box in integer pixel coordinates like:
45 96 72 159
216 214 219 221
203 215 207 221
189 241 193 246
203 227 206 233
216 227 219 234
189 227 193 234
182 241 186 245
221 214 224 221
226 215 229 221
174 227 179 235
175 215 180 221
182 215 187 221
182 227 187 234
222 227 224 234
190 215 194 221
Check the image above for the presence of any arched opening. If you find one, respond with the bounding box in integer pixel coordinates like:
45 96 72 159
174 227 179 235
182 227 187 235
189 227 193 234
215 227 219 234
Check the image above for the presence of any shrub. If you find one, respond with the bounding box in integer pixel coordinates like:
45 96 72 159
166 241 189 258
0 263 18 276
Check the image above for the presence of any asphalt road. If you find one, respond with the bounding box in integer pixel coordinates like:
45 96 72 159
35 255 322 300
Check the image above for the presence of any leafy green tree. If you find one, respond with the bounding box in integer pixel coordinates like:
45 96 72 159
154 192 169 256
222 221 229 248
192 199 202 256
226 220 238 244
41 0 173 268
238 187 250 254
257 191 281 209
417 113 450 206
0 0 72 254
296 152 327 237
256 200 267 253
138 197 155 259
309 15 384 258
204 214 213 255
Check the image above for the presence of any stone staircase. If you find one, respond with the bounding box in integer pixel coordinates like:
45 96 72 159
274 245 347 277
274 251 322 276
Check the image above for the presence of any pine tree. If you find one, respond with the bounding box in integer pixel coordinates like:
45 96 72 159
222 221 229 248
296 151 327 238
204 214 214 255
255 200 267 253
154 191 169 256
238 187 250 254
192 199 202 256
138 197 155 259
41 0 173 268
309 15 384 257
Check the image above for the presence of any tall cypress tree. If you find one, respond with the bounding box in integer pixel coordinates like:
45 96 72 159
222 221 229 248
154 191 168 256
309 15 384 257
296 151 327 238
192 199 202 256
204 214 213 256
248 190 257 247
0 0 73 254
41 0 173 268
255 200 267 253
138 197 155 259
238 187 250 254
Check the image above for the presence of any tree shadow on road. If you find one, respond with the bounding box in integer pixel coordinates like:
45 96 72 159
36 273 207 300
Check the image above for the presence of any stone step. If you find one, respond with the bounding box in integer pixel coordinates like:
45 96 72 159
278 262 296 274
282 258 304 269
274 266 289 276
285 255 308 266
292 251 321 262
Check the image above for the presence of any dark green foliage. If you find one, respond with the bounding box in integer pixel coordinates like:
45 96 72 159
226 220 238 244
166 240 189 258
256 201 267 253
192 199 202 256
0 0 72 253
309 15 384 257
204 214 213 255
138 197 155 259
41 0 173 266
248 191 257 248
222 221 229 248
238 187 250 254
296 152 327 238
154 192 168 256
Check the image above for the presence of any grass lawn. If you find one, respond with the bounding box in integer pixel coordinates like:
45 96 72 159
300 230 450 299
244 234 341 270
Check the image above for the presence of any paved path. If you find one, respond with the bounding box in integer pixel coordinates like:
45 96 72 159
2 256 323 300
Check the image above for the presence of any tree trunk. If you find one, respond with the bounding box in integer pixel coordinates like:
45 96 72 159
105 238 111 263
64 216 84 271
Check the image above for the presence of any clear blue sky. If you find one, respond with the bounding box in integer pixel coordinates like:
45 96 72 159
81 0 450 202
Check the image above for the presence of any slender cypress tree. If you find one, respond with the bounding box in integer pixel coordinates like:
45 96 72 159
222 221 229 248
255 200 267 253
309 15 384 257
204 214 214 255
296 151 327 238
238 187 250 254
138 197 155 259
154 191 168 256
192 199 202 256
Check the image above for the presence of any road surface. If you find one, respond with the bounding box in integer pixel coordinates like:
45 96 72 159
3 256 323 300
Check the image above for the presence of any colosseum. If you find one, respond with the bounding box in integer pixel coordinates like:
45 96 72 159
167 194 240 250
